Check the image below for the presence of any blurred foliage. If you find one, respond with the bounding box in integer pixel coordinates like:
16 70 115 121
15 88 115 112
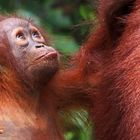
0 0 97 139
60 109 94 140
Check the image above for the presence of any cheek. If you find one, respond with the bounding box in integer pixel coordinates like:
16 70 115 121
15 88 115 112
11 46 28 69
10 39 28 60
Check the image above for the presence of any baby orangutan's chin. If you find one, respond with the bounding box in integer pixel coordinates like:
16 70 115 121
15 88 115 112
25 62 59 89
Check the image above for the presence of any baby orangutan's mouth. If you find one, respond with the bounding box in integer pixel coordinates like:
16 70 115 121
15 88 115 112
26 51 58 70
35 51 58 61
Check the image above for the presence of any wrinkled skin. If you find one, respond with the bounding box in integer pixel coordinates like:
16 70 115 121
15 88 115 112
0 18 59 89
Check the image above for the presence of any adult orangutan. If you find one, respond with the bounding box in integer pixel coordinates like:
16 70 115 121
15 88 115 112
0 16 65 140
49 0 140 140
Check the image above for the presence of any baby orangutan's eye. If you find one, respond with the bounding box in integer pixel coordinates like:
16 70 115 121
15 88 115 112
32 31 40 39
16 32 25 40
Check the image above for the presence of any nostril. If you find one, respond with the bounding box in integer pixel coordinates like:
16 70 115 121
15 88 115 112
35 45 44 48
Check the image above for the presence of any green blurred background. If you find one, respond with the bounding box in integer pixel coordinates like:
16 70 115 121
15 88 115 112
0 0 97 139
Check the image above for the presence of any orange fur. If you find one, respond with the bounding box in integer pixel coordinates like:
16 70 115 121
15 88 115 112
50 0 140 140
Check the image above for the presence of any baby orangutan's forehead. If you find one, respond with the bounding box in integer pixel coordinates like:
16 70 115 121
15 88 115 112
0 18 32 32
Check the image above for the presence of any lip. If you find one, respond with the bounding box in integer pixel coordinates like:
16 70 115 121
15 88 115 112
35 52 58 61
26 52 58 70
46 52 58 58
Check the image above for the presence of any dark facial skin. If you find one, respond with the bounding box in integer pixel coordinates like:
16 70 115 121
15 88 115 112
0 18 59 89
